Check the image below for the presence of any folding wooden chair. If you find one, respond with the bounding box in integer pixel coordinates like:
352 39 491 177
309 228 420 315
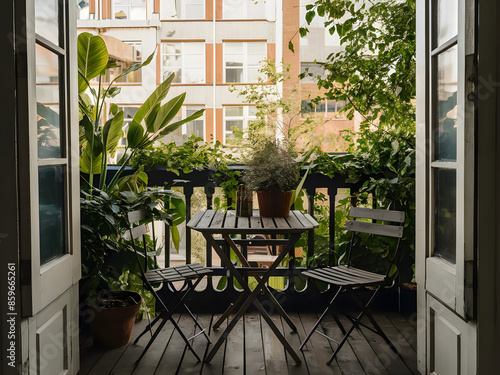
299 207 405 365
127 210 212 367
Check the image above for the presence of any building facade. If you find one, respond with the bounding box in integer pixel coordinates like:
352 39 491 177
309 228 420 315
77 0 354 150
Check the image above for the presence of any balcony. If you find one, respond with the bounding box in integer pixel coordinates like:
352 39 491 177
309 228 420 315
79 166 417 374
79 311 417 374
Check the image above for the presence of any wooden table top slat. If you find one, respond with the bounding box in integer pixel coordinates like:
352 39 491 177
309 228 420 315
261 216 276 229
187 210 318 234
186 210 205 228
225 211 237 228
303 213 319 227
284 213 304 229
211 210 226 228
197 209 217 229
294 211 316 227
273 216 290 230
237 216 250 229
250 216 262 229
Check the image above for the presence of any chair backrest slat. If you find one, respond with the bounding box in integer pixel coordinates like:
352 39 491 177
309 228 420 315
345 220 404 238
130 224 147 240
349 207 405 223
128 209 150 225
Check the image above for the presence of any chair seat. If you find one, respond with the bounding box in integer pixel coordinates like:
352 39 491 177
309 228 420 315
302 265 388 287
145 263 212 284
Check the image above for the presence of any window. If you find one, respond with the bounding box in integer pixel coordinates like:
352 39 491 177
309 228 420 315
112 0 146 20
301 99 345 118
78 0 91 20
431 19 458 263
224 106 256 141
223 0 266 19
183 106 205 139
224 42 266 83
92 41 142 83
157 106 205 143
300 63 326 83
163 0 205 19
161 42 205 84
34 0 69 265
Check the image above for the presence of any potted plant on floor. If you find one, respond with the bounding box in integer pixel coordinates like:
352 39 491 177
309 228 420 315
242 139 300 217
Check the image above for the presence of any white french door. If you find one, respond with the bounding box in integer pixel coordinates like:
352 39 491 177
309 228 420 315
416 0 476 374
17 0 80 373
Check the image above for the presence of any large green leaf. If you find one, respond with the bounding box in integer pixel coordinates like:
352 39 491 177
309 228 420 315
81 113 94 144
170 224 181 252
169 197 187 226
77 33 109 94
103 111 124 156
128 74 175 133
80 144 102 174
148 93 186 133
127 121 144 149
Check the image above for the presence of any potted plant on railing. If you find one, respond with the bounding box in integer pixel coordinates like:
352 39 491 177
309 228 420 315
78 32 195 346
242 139 300 217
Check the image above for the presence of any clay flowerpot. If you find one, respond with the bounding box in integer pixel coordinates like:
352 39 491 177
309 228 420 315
256 190 293 217
88 290 141 348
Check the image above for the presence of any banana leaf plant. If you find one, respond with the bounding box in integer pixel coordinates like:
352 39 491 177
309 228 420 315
78 33 203 250
78 32 204 193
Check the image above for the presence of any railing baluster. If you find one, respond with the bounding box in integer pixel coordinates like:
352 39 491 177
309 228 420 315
185 185 194 265
164 222 170 267
205 183 215 267
328 186 337 267
306 186 316 263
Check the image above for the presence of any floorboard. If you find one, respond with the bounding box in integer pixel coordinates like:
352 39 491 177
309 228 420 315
320 312 366 375
177 313 211 375
78 311 418 375
244 313 266 375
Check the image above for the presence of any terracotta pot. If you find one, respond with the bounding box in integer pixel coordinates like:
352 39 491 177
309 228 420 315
256 190 293 217
88 290 141 348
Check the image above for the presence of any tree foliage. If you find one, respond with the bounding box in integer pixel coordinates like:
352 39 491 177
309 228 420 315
299 0 416 280
300 0 416 132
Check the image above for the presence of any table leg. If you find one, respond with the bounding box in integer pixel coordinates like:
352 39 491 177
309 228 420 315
203 234 303 365
222 234 297 332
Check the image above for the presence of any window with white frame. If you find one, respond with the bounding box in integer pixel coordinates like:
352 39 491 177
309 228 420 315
160 106 205 143
301 99 345 118
112 0 146 20
224 106 256 141
183 106 205 139
300 63 326 83
163 0 205 19
78 0 91 19
161 42 205 84
91 41 142 84
224 42 266 83
223 0 266 19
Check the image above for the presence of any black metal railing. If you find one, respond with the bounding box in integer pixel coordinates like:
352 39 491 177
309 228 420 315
144 166 368 312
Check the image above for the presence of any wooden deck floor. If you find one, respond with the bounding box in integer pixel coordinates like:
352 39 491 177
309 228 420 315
78 311 418 375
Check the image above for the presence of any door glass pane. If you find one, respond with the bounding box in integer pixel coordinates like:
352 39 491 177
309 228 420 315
435 0 458 47
434 45 457 161
35 0 59 45
36 44 62 159
433 168 456 263
39 166 66 265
